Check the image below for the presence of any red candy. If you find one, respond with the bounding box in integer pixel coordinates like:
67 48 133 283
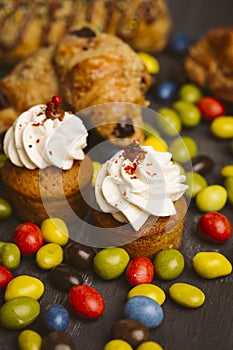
0 265 13 289
197 96 225 120
196 212 232 243
69 285 105 319
126 256 154 286
14 222 44 255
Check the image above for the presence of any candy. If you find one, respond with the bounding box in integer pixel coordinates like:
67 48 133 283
41 218 69 246
42 331 75 350
153 249 184 280
185 172 208 198
126 256 154 286
18 330 42 350
224 176 233 205
197 96 225 120
192 252 232 279
137 52 160 74
170 32 190 54
191 155 214 175
143 123 161 139
195 185 227 212
0 241 21 270
0 153 6 169
124 296 163 330
111 319 150 348
69 285 104 319
221 165 233 177
156 81 177 101
196 212 232 243
50 263 83 292
44 304 70 332
169 136 197 163
173 100 201 127
179 83 202 103
0 198 12 220
36 243 63 270
0 296 40 329
14 222 44 255
210 116 233 138
142 136 168 152
157 108 182 136
127 283 166 305
64 242 96 270
4 275 44 301
0 265 13 289
94 247 130 280
169 283 205 308
92 161 102 186
104 339 133 350
136 341 163 350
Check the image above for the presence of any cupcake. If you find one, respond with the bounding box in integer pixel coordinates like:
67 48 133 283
1 96 93 224
92 141 188 258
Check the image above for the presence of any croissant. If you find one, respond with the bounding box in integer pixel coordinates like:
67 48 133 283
0 0 171 63
0 26 151 145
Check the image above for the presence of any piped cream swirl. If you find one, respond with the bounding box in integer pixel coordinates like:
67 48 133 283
4 104 88 170
95 145 188 231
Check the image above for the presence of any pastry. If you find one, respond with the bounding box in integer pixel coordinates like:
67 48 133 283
92 140 188 258
185 27 233 102
1 96 93 224
0 0 171 63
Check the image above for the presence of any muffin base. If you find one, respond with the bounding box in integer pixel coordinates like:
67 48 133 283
92 196 187 258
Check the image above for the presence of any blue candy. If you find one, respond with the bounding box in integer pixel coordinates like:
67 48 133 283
156 81 177 101
44 304 70 331
124 296 163 329
170 32 190 54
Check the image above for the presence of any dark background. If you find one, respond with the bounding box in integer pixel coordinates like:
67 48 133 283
1 1 233 349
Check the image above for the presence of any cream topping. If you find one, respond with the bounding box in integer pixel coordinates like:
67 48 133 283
4 104 88 170
95 145 188 231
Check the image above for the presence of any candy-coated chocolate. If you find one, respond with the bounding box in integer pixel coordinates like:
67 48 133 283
224 176 233 205
50 263 83 291
136 341 164 350
69 285 104 319
137 52 160 74
0 198 12 220
192 155 214 176
154 249 184 280
192 252 232 279
64 242 96 270
4 275 44 301
142 136 168 152
196 212 232 243
36 243 63 270
169 136 197 163
104 339 133 350
0 242 21 270
156 81 177 101
0 296 40 329
179 83 202 103
94 247 130 280
126 257 154 286
169 283 205 308
124 296 163 329
211 116 233 139
14 222 44 255
157 108 182 136
197 96 225 120
44 304 70 331
42 331 75 350
111 319 150 348
127 284 166 305
173 100 201 127
170 32 190 54
0 265 13 289
195 185 227 212
41 218 69 246
221 165 233 177
18 330 42 350
185 172 208 198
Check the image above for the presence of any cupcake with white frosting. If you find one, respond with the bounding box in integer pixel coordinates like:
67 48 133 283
2 96 93 224
93 140 188 258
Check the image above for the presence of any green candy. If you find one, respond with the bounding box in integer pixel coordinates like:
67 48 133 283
143 123 161 139
153 249 184 280
195 185 227 212
0 198 12 220
178 83 202 103
169 283 205 308
185 172 208 198
169 136 197 163
173 100 201 127
94 247 130 280
192 252 232 279
0 297 40 330
18 330 42 350
157 108 182 136
0 241 21 270
224 176 233 205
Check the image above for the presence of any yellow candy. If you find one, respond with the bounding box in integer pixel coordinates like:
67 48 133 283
220 165 233 177
192 252 232 279
36 243 63 270
136 341 163 350
127 283 166 305
142 136 168 152
5 276 44 301
41 218 69 246
18 330 42 350
137 52 160 74
169 283 205 308
210 116 233 139
92 161 102 186
104 339 133 350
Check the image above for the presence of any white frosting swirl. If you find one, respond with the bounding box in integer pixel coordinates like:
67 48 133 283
4 104 88 170
95 145 188 231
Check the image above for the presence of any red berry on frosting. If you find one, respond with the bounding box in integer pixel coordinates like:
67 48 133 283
52 95 62 106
